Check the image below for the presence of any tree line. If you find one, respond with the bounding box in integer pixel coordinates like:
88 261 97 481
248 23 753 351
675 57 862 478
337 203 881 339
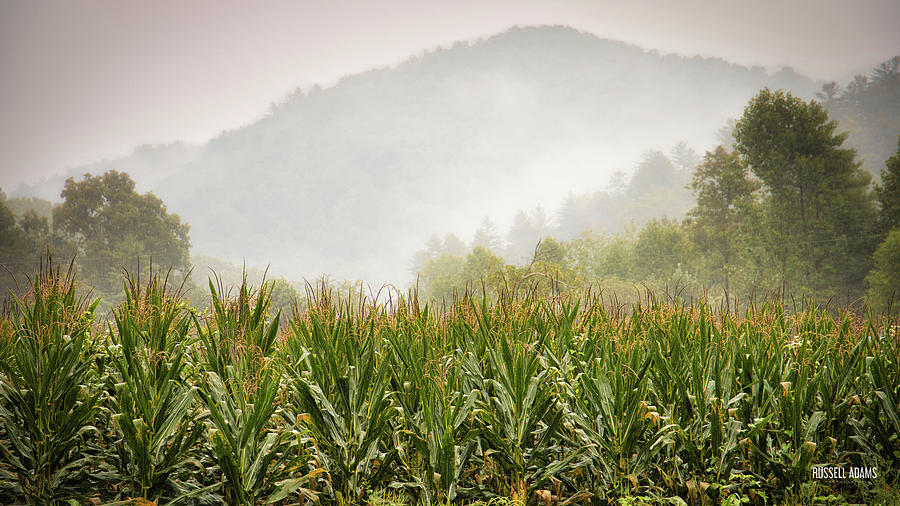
1 171 191 306
413 89 900 312
2 79 898 313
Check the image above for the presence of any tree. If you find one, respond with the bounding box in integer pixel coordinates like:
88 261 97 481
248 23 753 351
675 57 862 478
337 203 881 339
625 151 695 228
534 236 566 265
3 196 54 224
410 235 444 277
632 218 693 282
565 231 635 282
815 82 842 107
628 150 681 194
505 208 552 264
866 227 900 313
529 236 584 294
461 247 507 292
556 195 584 240
821 58 900 178
53 171 191 297
471 217 502 253
670 142 701 174
411 233 469 279
685 146 759 307
734 89 876 299
269 278 302 317
714 118 738 148
420 254 465 300
0 191 77 302
0 192 33 300
441 234 468 257
607 170 629 193
875 136 900 236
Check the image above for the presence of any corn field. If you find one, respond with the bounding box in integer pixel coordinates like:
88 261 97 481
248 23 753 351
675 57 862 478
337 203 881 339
0 262 898 505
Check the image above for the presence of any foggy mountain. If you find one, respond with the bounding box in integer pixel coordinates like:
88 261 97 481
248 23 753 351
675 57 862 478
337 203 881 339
13 26 822 284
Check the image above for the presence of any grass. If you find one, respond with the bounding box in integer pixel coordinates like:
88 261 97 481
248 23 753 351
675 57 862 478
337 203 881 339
0 266 898 505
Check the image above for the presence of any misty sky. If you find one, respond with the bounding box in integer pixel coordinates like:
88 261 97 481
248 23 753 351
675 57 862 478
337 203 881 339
1 0 898 190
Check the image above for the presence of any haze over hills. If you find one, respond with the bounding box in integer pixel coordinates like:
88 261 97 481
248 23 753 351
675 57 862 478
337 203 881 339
16 142 203 202
12 25 824 284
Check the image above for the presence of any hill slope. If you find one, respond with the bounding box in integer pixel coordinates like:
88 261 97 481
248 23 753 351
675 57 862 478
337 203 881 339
15 26 823 284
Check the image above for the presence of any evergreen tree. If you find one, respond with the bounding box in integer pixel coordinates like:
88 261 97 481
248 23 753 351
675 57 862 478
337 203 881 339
670 141 701 174
714 118 738 148
555 195 584 240
823 57 900 177
471 217 502 253
628 150 681 194
410 234 444 277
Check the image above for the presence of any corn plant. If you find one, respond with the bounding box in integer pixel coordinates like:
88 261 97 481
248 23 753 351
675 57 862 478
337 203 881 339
395 363 478 504
196 278 308 505
383 301 446 426
1 264 896 505
465 338 568 502
772 341 824 488
382 305 478 503
107 271 206 502
644 307 746 497
569 347 674 499
813 316 867 459
852 330 900 483
286 307 398 503
730 306 789 478
0 261 102 504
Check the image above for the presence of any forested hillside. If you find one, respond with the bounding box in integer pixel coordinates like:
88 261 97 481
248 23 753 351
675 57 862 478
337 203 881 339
12 25 822 284
820 57 900 176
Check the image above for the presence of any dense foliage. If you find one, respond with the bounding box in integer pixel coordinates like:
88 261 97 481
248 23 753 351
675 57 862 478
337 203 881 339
0 190 76 302
54 171 191 298
1 172 191 307
0 263 898 505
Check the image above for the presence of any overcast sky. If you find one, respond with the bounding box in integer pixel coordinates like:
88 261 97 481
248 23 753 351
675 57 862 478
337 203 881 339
1 0 898 190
